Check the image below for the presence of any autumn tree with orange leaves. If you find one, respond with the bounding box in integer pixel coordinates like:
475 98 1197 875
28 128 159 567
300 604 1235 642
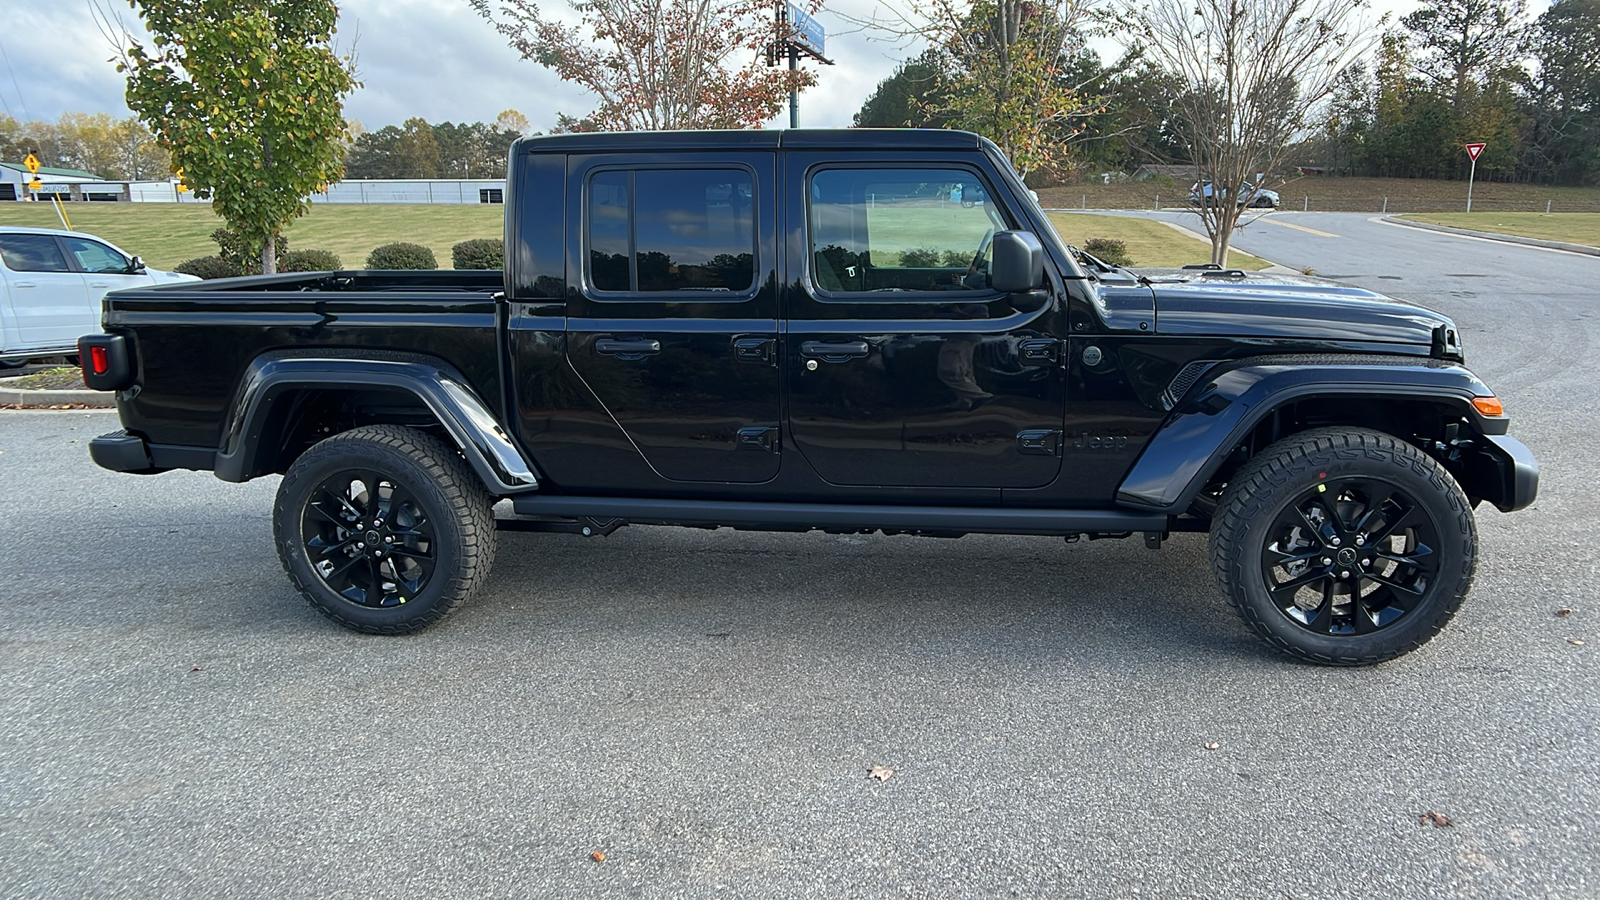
469 0 818 131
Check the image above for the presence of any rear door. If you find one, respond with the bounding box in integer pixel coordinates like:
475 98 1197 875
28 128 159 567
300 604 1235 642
562 152 781 485
0 233 90 351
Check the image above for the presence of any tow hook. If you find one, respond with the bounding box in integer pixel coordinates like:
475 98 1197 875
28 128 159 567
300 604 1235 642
1144 531 1167 550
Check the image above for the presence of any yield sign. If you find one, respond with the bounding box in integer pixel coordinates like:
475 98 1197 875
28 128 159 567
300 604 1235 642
1465 142 1486 161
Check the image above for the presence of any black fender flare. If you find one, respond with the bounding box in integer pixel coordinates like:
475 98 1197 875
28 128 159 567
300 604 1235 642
213 354 540 495
1116 356 1531 514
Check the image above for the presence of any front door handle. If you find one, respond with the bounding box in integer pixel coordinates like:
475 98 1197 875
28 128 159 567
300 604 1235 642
595 337 661 360
801 340 869 362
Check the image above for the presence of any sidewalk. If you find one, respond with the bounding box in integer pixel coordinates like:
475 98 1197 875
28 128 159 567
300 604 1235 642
0 385 114 408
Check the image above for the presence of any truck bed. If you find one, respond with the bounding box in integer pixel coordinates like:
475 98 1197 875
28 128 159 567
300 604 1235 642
102 270 505 450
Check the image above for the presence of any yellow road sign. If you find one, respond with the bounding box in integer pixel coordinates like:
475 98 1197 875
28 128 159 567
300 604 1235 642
28 179 42 190
24 153 40 174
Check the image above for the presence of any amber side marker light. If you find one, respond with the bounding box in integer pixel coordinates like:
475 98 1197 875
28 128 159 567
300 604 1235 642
1472 395 1505 417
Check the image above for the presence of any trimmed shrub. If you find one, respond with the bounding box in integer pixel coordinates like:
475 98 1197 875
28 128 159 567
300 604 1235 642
279 249 343 273
211 228 287 274
174 255 240 280
898 247 942 268
1082 237 1133 267
452 238 503 270
366 242 437 270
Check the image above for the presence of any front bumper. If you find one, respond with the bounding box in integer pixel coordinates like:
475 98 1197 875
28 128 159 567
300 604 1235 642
1472 433 1539 513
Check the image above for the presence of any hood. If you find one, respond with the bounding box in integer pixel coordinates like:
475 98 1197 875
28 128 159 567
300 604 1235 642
1141 269 1454 349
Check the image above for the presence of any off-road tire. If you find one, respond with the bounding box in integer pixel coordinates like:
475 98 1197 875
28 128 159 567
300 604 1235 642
273 425 497 633
1210 428 1476 666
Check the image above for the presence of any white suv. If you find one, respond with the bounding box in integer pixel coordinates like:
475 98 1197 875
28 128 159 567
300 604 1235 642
0 226 198 367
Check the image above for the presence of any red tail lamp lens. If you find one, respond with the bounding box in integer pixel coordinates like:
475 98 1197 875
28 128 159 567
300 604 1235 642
90 345 109 375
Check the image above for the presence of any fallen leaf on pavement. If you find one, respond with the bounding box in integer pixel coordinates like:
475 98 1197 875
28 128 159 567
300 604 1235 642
1568 638 1585 646
868 766 894 782
1204 742 1221 751
1555 608 1573 617
1419 811 1453 828
590 851 605 863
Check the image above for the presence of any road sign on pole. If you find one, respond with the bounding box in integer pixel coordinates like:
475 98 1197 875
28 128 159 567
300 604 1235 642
23 153 40 174
1465 143 1486 212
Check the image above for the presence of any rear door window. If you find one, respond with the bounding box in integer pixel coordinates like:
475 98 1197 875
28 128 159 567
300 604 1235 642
585 168 756 296
0 234 72 273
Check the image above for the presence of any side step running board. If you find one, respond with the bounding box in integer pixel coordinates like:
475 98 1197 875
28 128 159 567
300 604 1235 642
509 495 1168 537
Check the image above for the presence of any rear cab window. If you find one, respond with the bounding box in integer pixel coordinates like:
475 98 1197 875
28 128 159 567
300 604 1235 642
585 168 757 297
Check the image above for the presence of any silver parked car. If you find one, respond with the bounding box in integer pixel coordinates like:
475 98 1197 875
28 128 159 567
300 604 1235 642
1189 181 1280 209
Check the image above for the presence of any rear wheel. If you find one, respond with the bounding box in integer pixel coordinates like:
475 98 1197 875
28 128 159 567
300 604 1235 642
1210 428 1476 665
273 425 497 633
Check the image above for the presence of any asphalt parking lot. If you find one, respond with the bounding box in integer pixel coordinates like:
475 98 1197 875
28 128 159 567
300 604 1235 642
2 214 1596 898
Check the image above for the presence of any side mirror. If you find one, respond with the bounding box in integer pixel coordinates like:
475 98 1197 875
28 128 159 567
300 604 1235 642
127 255 147 274
989 230 1045 293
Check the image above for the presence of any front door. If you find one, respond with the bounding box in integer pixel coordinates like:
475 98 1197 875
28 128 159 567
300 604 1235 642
61 234 151 335
563 153 781 485
783 157 1067 489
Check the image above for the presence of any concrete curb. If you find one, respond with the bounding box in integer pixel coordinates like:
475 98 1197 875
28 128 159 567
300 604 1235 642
0 386 114 408
1382 216 1600 257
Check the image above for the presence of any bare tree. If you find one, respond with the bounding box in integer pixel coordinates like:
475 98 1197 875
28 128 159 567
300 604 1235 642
1115 0 1377 264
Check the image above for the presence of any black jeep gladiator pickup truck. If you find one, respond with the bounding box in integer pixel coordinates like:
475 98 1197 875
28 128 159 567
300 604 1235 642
80 129 1537 665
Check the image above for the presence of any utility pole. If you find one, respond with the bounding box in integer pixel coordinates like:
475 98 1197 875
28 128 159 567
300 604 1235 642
768 2 832 128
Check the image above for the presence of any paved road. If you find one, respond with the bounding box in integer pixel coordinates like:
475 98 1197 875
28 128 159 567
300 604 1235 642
2 219 1597 898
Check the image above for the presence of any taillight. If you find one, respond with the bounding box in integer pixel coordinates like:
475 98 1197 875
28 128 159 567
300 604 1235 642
78 334 134 391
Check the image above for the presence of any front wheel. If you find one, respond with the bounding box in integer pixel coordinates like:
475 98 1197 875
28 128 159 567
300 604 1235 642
1210 428 1476 665
273 425 498 633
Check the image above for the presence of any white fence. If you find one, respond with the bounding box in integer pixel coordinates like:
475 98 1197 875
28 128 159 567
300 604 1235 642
124 179 507 205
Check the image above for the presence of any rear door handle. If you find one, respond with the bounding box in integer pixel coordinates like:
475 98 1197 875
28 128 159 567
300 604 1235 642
595 337 661 359
801 340 869 362
12 282 35 288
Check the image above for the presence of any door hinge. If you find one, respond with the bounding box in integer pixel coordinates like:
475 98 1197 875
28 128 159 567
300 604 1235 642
737 426 779 452
1019 339 1063 363
733 337 776 365
1016 429 1063 457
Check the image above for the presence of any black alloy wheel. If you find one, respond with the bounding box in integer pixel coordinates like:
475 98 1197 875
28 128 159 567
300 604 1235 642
301 470 437 610
1259 477 1440 636
1211 428 1476 665
274 425 497 633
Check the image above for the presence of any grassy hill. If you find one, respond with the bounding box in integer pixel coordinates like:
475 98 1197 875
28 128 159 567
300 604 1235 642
0 201 1262 272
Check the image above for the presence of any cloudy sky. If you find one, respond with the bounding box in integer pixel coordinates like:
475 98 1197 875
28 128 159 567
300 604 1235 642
0 0 1547 136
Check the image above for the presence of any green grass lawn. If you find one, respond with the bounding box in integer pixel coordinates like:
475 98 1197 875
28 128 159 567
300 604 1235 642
0 202 503 270
1400 212 1600 249
1047 212 1271 270
0 201 1270 274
